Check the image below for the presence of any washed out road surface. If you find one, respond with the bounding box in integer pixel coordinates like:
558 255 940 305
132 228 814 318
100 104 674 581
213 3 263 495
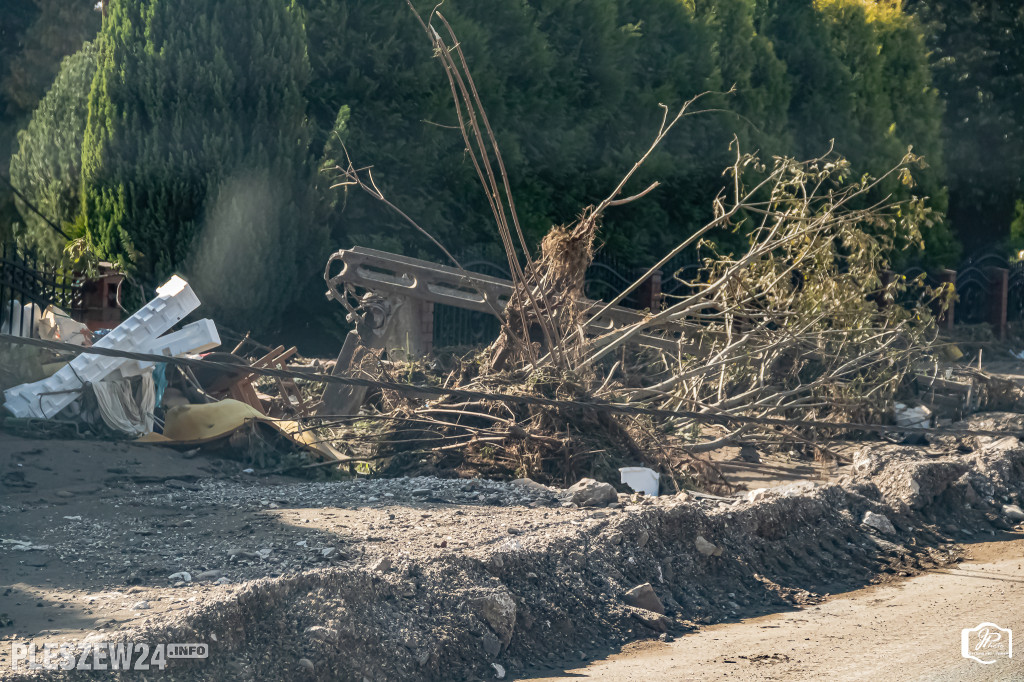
534 538 1024 682
5 422 1024 680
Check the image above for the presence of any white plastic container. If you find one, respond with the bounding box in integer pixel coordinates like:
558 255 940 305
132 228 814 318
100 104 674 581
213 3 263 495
619 467 660 496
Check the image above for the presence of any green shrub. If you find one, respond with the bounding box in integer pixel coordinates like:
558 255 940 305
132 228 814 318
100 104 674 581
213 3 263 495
80 0 331 331
10 42 97 260
303 0 952 267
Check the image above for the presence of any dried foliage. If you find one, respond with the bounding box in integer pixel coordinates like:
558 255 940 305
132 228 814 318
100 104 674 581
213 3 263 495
313 7 947 492
590 148 947 450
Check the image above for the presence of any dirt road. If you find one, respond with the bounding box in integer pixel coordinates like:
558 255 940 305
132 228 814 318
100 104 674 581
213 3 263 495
533 538 1024 682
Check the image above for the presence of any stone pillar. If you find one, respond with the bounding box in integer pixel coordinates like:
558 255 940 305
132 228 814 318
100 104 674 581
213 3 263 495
381 295 434 358
986 266 1009 341
637 269 663 312
419 300 435 355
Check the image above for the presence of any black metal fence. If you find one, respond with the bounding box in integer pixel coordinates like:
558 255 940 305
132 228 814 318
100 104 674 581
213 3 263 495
660 251 703 300
902 252 1024 329
431 251 679 349
431 246 1024 349
954 255 1003 325
584 253 646 308
0 241 83 338
952 253 1024 325
432 259 509 348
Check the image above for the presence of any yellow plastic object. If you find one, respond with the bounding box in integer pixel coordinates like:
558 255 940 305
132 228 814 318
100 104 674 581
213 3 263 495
136 399 348 460
160 399 266 442
138 433 173 443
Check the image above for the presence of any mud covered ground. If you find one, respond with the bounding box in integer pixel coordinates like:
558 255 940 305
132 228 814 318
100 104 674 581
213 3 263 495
3 413 1024 680
533 537 1024 681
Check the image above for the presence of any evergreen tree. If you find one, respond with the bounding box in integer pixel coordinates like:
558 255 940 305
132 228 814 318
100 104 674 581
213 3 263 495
301 0 948 266
301 0 560 260
1 0 98 242
695 0 790 148
2 0 100 119
0 1 39 151
10 43 97 260
80 0 329 331
906 0 1024 253
301 0 758 264
757 0 955 263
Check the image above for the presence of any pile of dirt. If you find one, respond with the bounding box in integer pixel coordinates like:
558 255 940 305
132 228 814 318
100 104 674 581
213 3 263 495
5 417 1024 681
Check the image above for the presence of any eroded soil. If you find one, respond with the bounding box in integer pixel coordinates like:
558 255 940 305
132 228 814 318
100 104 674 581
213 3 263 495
534 537 1024 681
2 414 1024 681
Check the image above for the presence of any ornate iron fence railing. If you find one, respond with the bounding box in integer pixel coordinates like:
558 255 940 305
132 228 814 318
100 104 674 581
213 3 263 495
429 246 1024 349
0 241 85 338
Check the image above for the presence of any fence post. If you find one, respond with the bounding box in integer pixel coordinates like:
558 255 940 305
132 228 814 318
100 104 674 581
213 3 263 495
419 300 435 355
638 269 662 312
986 266 1009 340
937 269 956 331
79 264 124 330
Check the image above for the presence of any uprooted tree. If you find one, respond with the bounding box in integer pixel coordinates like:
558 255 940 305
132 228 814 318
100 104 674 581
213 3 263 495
317 6 949 491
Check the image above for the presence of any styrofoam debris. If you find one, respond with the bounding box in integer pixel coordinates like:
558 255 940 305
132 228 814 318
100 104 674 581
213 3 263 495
619 467 660 496
894 402 931 429
3 276 214 420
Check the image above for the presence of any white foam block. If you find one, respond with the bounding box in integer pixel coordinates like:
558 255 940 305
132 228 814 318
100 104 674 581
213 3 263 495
115 318 221 378
4 276 201 419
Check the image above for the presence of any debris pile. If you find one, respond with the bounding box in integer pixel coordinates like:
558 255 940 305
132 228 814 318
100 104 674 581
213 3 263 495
3 276 216 432
293 8 975 494
2 12 1018 500
0 277 343 470
316 149 955 491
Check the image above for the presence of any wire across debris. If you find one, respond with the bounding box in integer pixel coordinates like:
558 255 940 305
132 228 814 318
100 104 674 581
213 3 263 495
3 333 1020 442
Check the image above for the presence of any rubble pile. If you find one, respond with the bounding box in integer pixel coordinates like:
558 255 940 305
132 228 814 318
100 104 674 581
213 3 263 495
313 98 971 491
0 277 340 471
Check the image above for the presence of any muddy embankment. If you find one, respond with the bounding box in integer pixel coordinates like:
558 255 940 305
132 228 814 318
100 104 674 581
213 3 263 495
9 435 1022 682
